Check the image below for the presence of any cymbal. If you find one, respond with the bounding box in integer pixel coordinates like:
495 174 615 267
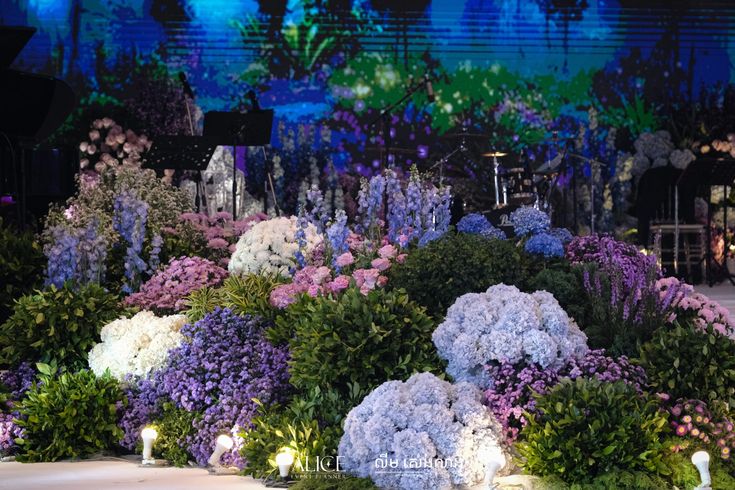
481 151 508 158
365 146 418 155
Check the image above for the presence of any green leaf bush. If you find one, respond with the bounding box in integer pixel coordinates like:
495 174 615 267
517 378 669 484
184 274 284 322
14 369 125 462
147 401 197 467
388 233 527 317
525 265 588 325
0 219 45 323
0 282 123 370
273 286 443 402
638 321 735 409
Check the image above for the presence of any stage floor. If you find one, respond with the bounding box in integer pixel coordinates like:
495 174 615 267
696 282 735 316
0 460 268 489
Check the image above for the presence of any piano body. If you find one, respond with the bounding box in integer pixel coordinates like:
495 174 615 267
0 26 77 226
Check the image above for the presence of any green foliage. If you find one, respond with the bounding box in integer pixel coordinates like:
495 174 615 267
0 219 45 323
599 94 659 138
148 401 197 467
184 274 284 322
0 282 123 370
638 321 735 409
274 287 443 399
239 398 344 479
525 265 588 324
290 477 378 490
517 378 669 484
15 367 125 462
388 233 527 317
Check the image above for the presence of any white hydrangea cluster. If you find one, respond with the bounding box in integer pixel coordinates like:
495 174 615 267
433 284 588 388
631 130 695 176
88 311 187 380
228 216 321 277
339 372 506 490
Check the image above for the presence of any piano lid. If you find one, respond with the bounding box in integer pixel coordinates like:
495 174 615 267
0 26 76 144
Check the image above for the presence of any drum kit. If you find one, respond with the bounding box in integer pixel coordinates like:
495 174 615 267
432 126 564 216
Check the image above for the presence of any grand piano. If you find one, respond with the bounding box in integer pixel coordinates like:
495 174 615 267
0 26 77 226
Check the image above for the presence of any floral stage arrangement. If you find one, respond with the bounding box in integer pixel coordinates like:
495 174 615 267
2 148 735 490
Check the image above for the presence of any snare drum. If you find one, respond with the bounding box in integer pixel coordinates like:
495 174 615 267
503 167 536 205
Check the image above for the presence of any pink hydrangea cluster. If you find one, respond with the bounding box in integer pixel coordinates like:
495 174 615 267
79 118 151 175
125 256 228 313
656 277 735 337
163 211 268 267
269 245 404 309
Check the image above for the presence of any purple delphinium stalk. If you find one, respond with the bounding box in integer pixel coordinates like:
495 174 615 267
385 169 407 244
44 224 81 287
113 190 150 294
294 207 309 269
306 184 327 233
326 210 349 272
405 172 423 241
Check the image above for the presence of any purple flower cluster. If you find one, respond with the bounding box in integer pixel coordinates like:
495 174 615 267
118 376 162 450
524 232 564 258
405 172 423 241
567 234 660 290
509 206 551 236
294 209 309 269
124 256 228 314
306 184 327 233
0 362 34 455
483 350 647 441
326 210 350 272
113 190 149 294
119 309 291 467
661 397 735 461
0 363 35 400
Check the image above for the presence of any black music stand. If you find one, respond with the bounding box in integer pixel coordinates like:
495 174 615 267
680 157 735 286
143 136 217 212
203 110 274 217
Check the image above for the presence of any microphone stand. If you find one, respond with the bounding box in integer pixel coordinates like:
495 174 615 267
181 84 205 213
369 76 432 170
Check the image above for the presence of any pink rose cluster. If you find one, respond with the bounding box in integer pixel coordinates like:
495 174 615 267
656 277 735 337
125 256 228 314
269 245 406 309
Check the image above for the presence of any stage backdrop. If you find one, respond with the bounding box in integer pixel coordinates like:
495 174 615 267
3 0 735 230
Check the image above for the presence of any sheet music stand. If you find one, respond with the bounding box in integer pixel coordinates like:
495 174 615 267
204 110 274 218
142 136 217 212
678 157 735 285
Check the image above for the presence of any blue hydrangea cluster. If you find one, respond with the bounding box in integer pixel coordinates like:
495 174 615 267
550 227 574 244
418 229 444 248
339 372 505 490
45 220 108 288
118 309 291 468
524 232 565 258
456 213 504 240
509 206 551 236
113 190 149 293
433 284 588 388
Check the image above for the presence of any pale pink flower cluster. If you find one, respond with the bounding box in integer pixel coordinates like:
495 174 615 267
708 134 735 158
656 277 735 337
79 118 152 176
269 266 352 308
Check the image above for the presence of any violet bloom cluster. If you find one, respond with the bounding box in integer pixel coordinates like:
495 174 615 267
433 284 588 388
339 372 505 490
118 309 291 467
0 362 35 455
483 350 647 441
125 256 228 314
